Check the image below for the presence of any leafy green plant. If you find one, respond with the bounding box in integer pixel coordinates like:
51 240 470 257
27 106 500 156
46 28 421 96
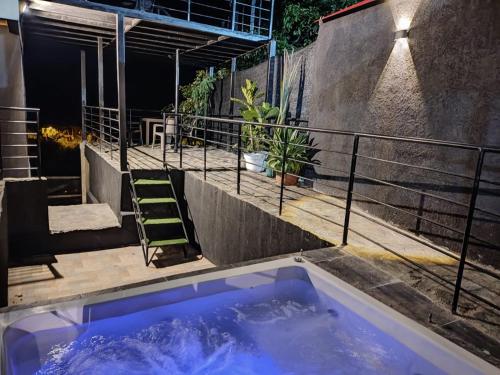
231 79 279 153
267 49 310 175
239 0 362 68
179 68 228 115
267 128 309 175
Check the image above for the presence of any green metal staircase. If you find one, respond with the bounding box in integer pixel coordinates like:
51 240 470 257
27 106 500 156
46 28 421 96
128 165 189 266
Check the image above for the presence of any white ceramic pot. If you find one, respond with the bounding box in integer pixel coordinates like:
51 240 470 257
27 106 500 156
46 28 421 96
166 117 176 135
243 152 267 172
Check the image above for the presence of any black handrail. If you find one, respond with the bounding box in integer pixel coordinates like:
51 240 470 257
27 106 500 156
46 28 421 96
158 112 500 315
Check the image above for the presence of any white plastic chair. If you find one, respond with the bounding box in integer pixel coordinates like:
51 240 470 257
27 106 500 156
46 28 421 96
151 123 164 149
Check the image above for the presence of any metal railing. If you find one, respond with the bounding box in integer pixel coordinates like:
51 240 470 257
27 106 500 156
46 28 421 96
0 106 42 179
161 113 500 313
82 105 120 159
87 0 274 37
151 0 274 37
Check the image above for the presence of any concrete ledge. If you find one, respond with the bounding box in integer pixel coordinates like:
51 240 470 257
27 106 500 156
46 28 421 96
0 182 8 307
48 214 137 253
173 171 331 265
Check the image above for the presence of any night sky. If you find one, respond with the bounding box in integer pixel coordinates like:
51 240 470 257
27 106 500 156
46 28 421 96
23 34 196 174
23 35 196 126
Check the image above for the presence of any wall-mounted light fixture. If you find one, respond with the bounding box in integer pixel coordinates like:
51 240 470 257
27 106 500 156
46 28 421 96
394 29 409 40
394 16 410 40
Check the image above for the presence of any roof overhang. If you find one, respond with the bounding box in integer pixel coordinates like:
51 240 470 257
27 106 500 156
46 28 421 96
318 0 384 24
22 0 269 67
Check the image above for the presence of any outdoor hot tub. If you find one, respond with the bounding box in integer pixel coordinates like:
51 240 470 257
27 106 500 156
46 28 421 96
1 258 497 374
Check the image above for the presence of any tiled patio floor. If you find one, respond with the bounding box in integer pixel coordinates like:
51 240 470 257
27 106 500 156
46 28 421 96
8 246 214 306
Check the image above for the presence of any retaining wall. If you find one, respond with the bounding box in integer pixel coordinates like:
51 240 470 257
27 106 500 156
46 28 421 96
0 182 8 307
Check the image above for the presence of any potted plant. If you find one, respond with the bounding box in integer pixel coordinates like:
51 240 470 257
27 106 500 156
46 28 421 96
232 80 279 172
267 127 309 185
266 49 309 185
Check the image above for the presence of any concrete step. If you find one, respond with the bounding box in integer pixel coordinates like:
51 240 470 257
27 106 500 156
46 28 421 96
48 204 137 253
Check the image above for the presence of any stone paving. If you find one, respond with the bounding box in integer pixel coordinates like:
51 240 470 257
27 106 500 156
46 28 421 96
8 245 213 306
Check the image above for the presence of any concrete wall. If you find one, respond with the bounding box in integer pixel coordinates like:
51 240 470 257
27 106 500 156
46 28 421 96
0 181 8 307
84 145 131 218
175 172 329 265
309 0 500 264
0 23 29 177
213 43 316 119
5 178 49 259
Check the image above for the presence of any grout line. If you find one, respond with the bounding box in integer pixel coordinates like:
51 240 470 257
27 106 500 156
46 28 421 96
368 279 401 290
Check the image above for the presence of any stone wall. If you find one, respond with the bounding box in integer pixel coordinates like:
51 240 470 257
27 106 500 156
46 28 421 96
309 0 500 265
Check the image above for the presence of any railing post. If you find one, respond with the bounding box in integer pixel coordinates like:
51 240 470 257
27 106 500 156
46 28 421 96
97 37 104 153
116 14 127 172
236 122 242 194
162 111 166 166
342 134 360 245
268 0 275 39
265 40 277 105
452 149 485 313
179 114 183 168
278 127 288 215
250 0 256 33
203 118 207 180
228 57 236 151
187 0 191 21
127 109 132 147
109 110 113 159
36 110 42 178
231 0 237 31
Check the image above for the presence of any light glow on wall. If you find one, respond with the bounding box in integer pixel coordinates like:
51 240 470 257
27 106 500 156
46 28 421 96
397 16 411 30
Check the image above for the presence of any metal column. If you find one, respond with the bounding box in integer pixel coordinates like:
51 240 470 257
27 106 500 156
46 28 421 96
266 40 277 105
80 50 87 139
228 57 236 151
116 14 127 172
97 37 104 150
80 50 88 203
174 48 180 153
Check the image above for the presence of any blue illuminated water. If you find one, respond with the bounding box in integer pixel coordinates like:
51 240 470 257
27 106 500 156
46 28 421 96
8 277 445 374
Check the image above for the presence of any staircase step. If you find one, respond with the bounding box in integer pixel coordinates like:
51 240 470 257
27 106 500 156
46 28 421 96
142 217 182 225
134 179 170 186
136 197 176 205
148 238 188 247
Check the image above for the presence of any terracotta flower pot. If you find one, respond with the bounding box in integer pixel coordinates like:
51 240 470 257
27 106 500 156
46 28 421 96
275 173 298 186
